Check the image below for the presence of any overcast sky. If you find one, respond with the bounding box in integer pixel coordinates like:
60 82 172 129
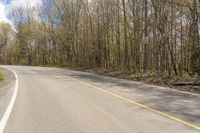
0 0 42 24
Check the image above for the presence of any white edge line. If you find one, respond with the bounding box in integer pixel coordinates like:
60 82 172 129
0 67 19 133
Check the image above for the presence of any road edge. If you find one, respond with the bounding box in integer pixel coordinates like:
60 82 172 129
0 67 19 133
65 68 200 96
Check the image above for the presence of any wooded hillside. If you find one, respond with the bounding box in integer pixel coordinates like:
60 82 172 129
0 0 200 77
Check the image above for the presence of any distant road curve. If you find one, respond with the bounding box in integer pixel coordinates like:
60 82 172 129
1 65 200 133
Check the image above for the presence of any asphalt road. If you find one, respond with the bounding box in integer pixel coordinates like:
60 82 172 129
1 66 200 133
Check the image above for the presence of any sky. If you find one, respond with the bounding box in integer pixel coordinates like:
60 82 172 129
0 0 42 24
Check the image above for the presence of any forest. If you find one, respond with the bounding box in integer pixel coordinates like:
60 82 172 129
0 0 200 78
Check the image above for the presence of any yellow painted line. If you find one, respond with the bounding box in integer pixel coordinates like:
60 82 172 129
66 76 200 131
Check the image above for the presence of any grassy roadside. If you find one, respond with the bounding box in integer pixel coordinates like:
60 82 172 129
0 68 4 83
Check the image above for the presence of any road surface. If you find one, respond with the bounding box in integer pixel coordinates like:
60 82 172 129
1 66 200 133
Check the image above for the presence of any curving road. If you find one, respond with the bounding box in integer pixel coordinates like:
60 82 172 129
1 66 200 133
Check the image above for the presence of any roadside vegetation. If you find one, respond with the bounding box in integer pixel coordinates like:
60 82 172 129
0 0 199 92
0 68 4 82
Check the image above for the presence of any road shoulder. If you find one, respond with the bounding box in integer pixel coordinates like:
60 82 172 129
0 68 16 120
